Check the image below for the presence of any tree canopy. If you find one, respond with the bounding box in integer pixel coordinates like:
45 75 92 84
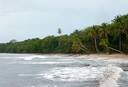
0 14 128 54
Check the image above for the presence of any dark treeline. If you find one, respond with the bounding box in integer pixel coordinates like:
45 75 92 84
0 14 128 54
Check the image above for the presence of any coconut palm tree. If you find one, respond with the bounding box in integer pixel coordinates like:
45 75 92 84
113 15 127 52
58 28 62 35
87 25 100 53
99 23 110 53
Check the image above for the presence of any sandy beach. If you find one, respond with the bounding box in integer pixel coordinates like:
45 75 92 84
79 54 128 59
43 53 128 59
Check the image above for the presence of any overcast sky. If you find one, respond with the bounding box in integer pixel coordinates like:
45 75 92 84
0 0 128 42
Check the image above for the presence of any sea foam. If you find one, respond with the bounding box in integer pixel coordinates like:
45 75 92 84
21 55 47 61
42 67 101 81
41 65 123 87
98 65 123 87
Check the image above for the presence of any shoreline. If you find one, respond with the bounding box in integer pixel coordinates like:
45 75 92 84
0 53 127 60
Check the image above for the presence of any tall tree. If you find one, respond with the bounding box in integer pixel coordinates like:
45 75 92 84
99 23 110 53
58 28 62 35
9 39 17 43
87 26 100 53
113 15 127 52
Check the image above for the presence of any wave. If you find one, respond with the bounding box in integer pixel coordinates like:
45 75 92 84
17 65 123 87
0 54 48 61
17 61 75 65
98 65 123 87
42 67 101 81
41 65 123 87
18 55 75 61
21 55 47 61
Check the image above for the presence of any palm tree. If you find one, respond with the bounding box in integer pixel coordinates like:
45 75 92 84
70 31 87 53
87 25 100 53
113 15 125 52
101 23 109 38
58 28 62 35
116 16 122 51
99 23 110 53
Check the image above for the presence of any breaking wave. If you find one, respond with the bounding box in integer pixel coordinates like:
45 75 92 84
20 55 47 60
0 54 48 61
19 55 75 61
42 67 101 81
41 65 123 87
98 65 123 87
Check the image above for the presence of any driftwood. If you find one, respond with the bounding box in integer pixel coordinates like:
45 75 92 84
108 47 122 53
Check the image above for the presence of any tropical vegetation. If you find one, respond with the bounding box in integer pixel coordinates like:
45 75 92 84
0 14 128 54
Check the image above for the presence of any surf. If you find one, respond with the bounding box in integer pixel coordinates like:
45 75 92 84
98 65 123 87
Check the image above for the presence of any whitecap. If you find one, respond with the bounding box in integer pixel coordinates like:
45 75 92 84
21 55 47 61
18 73 43 77
98 65 123 87
42 67 101 81
41 65 123 87
17 61 75 65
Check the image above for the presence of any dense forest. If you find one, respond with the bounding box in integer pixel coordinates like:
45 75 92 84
0 14 128 54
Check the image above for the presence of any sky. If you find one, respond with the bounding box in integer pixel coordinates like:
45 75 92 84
0 0 128 43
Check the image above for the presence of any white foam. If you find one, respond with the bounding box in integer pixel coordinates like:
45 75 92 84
18 73 43 77
0 54 48 61
31 85 57 87
17 61 75 65
17 65 123 87
42 67 101 81
98 65 123 87
41 65 123 85
21 55 74 61
30 85 57 87
21 55 47 61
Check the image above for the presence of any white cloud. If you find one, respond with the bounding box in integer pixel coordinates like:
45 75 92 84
0 0 128 42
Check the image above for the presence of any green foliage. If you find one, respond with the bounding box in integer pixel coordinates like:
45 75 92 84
0 14 128 53
99 38 109 47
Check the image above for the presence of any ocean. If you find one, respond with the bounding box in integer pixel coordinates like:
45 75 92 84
0 53 127 87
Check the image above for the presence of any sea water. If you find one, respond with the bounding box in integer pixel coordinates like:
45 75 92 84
0 53 127 87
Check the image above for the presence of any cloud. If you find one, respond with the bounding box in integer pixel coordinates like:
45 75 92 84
0 0 128 42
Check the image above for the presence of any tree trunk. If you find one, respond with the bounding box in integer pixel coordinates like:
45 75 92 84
119 32 122 51
94 38 99 53
105 33 109 53
108 47 121 53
